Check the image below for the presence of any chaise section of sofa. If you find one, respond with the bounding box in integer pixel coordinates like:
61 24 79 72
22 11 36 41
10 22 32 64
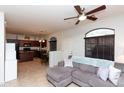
47 66 73 87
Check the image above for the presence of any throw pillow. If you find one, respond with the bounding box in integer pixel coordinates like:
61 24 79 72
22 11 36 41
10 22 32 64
97 67 109 81
79 64 97 74
64 58 73 67
109 66 121 86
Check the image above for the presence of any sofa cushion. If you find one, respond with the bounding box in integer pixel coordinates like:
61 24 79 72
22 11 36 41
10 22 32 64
118 73 124 87
114 63 124 73
47 75 72 87
72 78 90 87
58 61 64 67
73 62 80 69
72 70 94 84
47 67 73 82
88 75 115 87
79 64 98 74
64 58 73 67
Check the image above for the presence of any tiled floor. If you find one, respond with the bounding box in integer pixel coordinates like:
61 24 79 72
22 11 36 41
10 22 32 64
5 58 78 87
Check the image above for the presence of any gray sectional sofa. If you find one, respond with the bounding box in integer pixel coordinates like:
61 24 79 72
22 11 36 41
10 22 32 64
47 61 124 87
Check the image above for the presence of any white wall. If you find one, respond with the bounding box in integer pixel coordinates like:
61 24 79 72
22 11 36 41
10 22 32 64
48 14 124 63
6 33 17 39
0 12 5 84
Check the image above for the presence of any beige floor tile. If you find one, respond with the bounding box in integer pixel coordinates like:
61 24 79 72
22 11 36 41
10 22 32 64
5 58 78 87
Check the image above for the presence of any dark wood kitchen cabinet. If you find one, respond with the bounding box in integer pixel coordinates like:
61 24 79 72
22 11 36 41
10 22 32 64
19 51 34 62
41 40 47 48
19 40 30 47
18 40 40 47
31 41 40 47
33 50 40 58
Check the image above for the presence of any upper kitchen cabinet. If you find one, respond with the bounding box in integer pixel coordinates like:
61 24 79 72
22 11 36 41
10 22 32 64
41 39 47 48
19 40 40 47
31 41 40 47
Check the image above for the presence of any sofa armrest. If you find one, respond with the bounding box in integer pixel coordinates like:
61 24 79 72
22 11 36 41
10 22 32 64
118 73 124 87
58 61 64 67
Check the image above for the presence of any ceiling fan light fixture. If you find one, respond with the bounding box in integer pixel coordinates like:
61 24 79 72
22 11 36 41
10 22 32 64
79 15 86 21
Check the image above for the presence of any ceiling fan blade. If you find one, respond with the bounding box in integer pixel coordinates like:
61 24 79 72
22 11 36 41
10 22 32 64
75 20 80 25
64 16 78 20
74 5 82 15
87 16 98 21
85 5 106 15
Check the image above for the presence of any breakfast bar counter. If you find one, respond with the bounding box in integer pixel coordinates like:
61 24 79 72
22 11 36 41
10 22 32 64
19 51 34 62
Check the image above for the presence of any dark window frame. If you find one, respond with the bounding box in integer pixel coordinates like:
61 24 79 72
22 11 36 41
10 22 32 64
84 28 115 61
49 37 57 51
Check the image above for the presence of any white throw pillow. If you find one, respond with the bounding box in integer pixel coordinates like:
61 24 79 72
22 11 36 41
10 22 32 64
97 67 109 81
64 58 73 67
109 66 121 86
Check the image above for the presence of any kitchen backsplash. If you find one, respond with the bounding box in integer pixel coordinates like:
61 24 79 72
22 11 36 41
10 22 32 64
19 47 40 51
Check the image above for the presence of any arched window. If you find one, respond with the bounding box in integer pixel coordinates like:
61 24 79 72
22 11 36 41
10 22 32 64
85 28 115 61
50 37 57 41
49 37 57 51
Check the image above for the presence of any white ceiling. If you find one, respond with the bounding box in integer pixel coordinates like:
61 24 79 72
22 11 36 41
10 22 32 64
0 5 124 35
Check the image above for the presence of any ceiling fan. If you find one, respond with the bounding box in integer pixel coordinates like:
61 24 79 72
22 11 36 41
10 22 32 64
64 5 106 25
